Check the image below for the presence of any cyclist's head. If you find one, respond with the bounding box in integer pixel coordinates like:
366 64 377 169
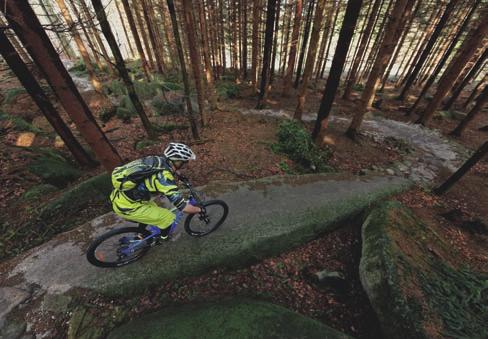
163 142 196 169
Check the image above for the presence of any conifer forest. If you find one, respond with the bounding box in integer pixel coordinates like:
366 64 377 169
0 0 487 338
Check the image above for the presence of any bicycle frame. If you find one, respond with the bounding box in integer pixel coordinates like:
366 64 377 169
119 177 203 256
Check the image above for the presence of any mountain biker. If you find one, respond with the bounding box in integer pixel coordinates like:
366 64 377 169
109 142 202 240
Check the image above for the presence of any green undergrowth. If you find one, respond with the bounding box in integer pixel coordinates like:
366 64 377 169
26 147 82 187
0 111 42 134
216 81 240 99
151 97 184 116
272 120 333 173
68 59 107 76
3 87 27 104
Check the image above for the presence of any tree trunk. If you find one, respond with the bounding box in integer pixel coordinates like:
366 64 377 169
38 1 76 60
407 0 480 115
313 0 334 81
417 14 488 126
282 0 303 96
91 0 154 138
79 0 115 75
182 0 207 126
133 0 155 70
68 0 103 70
1 0 122 171
357 0 393 82
347 0 414 138
343 0 382 99
279 1 293 77
312 0 363 142
294 0 325 119
166 0 199 139
379 0 421 92
114 0 136 58
442 47 488 110
159 0 179 69
0 29 95 167
141 0 165 73
450 84 487 136
256 0 278 108
293 0 315 88
433 141 488 195
219 0 226 74
463 73 487 108
270 0 281 83
196 0 219 110
121 0 151 79
55 0 103 92
319 0 342 79
251 0 261 88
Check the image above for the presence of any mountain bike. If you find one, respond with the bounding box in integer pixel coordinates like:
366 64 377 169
86 176 229 268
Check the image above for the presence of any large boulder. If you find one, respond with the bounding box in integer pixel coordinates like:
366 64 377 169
360 201 488 339
107 298 351 339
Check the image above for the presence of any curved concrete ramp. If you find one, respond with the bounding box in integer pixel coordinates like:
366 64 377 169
5 174 410 297
108 298 352 339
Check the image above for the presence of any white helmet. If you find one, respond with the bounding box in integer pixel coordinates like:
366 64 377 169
163 142 196 161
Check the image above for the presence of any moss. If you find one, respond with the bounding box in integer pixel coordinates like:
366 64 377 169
38 173 111 223
3 87 27 104
22 184 58 201
107 298 351 339
360 201 487 339
0 111 42 133
28 150 82 187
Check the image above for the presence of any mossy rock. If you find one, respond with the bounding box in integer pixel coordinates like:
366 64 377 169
22 184 58 201
108 298 352 339
28 151 82 187
360 201 488 339
38 173 111 224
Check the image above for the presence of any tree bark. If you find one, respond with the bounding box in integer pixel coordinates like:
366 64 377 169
463 73 487 108
166 0 200 139
293 0 315 88
279 1 293 77
141 0 165 73
38 1 76 60
294 0 325 119
398 0 459 100
417 13 488 126
282 0 303 96
55 0 103 92
182 0 207 126
251 0 261 88
346 0 414 138
442 47 488 111
1 0 122 171
114 0 136 58
450 84 487 136
319 0 342 79
433 141 488 195
270 0 281 83
256 0 278 108
133 0 155 70
91 0 155 138
343 0 382 99
196 0 219 110
312 0 363 142
121 0 151 79
406 0 480 115
313 0 334 81
0 29 95 167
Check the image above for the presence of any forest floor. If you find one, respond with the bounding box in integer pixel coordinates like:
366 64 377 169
1 69 487 337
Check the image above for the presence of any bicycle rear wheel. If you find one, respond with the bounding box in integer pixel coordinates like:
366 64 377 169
86 227 151 268
184 200 229 237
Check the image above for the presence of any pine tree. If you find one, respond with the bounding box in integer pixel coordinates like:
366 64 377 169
282 0 303 96
0 29 95 167
1 0 122 170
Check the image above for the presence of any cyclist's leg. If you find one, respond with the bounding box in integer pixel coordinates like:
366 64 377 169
118 201 175 237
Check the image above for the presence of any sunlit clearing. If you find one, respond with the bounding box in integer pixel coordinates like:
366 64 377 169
15 132 35 147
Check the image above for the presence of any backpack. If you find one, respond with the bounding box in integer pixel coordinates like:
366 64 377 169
111 156 167 191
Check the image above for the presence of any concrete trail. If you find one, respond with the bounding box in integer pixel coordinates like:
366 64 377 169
2 174 409 301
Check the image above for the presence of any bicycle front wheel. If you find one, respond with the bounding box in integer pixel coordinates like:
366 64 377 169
86 227 151 268
184 200 229 237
